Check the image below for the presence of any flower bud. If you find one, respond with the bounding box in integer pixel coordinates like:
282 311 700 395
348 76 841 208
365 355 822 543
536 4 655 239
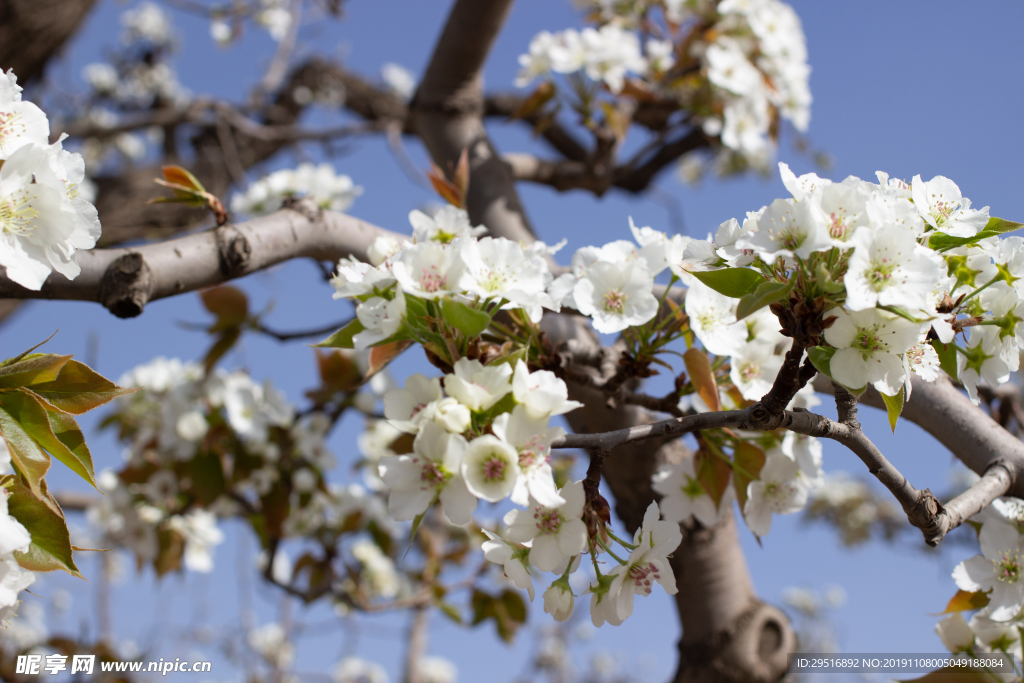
543 579 574 622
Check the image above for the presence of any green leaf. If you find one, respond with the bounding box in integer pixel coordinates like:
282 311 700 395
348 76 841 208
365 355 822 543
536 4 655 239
28 359 136 414
314 319 364 349
441 299 492 337
984 216 1024 235
203 329 241 375
880 387 905 433
690 268 765 298
807 346 837 379
0 405 50 501
0 390 95 487
931 340 959 380
187 451 226 505
501 589 527 623
437 601 463 624
0 354 71 388
735 280 793 321
0 332 58 368
44 409 96 488
929 218 1024 252
486 345 528 368
3 475 82 578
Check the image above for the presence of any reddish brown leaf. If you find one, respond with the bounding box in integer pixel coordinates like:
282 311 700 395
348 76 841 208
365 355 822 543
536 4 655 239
683 348 720 411
695 448 731 507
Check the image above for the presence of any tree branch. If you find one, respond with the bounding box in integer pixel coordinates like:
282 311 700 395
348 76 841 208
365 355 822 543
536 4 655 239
0 198 396 317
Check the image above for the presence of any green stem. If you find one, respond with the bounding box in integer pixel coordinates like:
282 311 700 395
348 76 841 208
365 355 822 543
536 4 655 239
605 528 637 551
596 534 627 565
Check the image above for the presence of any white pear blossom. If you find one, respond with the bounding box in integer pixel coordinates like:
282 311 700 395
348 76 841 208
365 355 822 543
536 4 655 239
823 307 923 395
167 510 224 573
935 613 975 654
706 38 764 97
384 374 443 433
953 520 1024 621
843 227 944 312
409 206 485 243
391 242 461 300
378 422 476 525
511 361 582 419
367 234 405 267
505 481 587 572
743 450 808 537
331 258 396 299
596 502 681 626
0 555 35 624
684 279 748 356
781 431 823 490
645 38 675 74
217 371 293 443
903 341 941 394
351 539 400 599
333 657 389 683
353 288 407 350
721 96 770 156
911 175 989 237
543 579 575 622
0 141 101 290
0 489 30 557
729 342 785 401
457 237 556 322
418 658 457 683
652 457 721 527
778 162 831 202
443 358 512 412
628 218 688 277
573 259 658 334
492 405 564 508
736 197 830 264
461 435 521 503
381 63 416 102
230 163 361 216
958 332 1011 406
482 530 535 601
0 71 49 159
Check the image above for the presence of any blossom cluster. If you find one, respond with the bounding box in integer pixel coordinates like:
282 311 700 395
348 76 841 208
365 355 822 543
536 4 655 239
82 3 189 109
938 498 1024 669
332 205 690 348
210 0 294 46
91 357 391 576
517 0 810 162
0 439 36 626
231 163 363 218
0 70 101 290
681 162 1019 404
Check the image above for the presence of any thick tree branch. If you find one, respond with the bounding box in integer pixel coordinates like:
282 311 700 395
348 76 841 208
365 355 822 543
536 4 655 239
0 0 97 83
0 198 395 317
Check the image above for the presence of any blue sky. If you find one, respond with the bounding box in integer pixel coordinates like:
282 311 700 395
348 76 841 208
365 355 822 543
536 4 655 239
8 1 1024 681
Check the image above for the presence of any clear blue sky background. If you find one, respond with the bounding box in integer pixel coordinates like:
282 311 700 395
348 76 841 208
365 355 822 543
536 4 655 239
8 1 1024 681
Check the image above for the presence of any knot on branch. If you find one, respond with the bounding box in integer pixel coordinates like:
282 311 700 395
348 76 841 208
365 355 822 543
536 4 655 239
216 226 252 276
748 402 786 431
99 252 151 318
676 600 794 683
906 489 947 546
282 194 325 225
